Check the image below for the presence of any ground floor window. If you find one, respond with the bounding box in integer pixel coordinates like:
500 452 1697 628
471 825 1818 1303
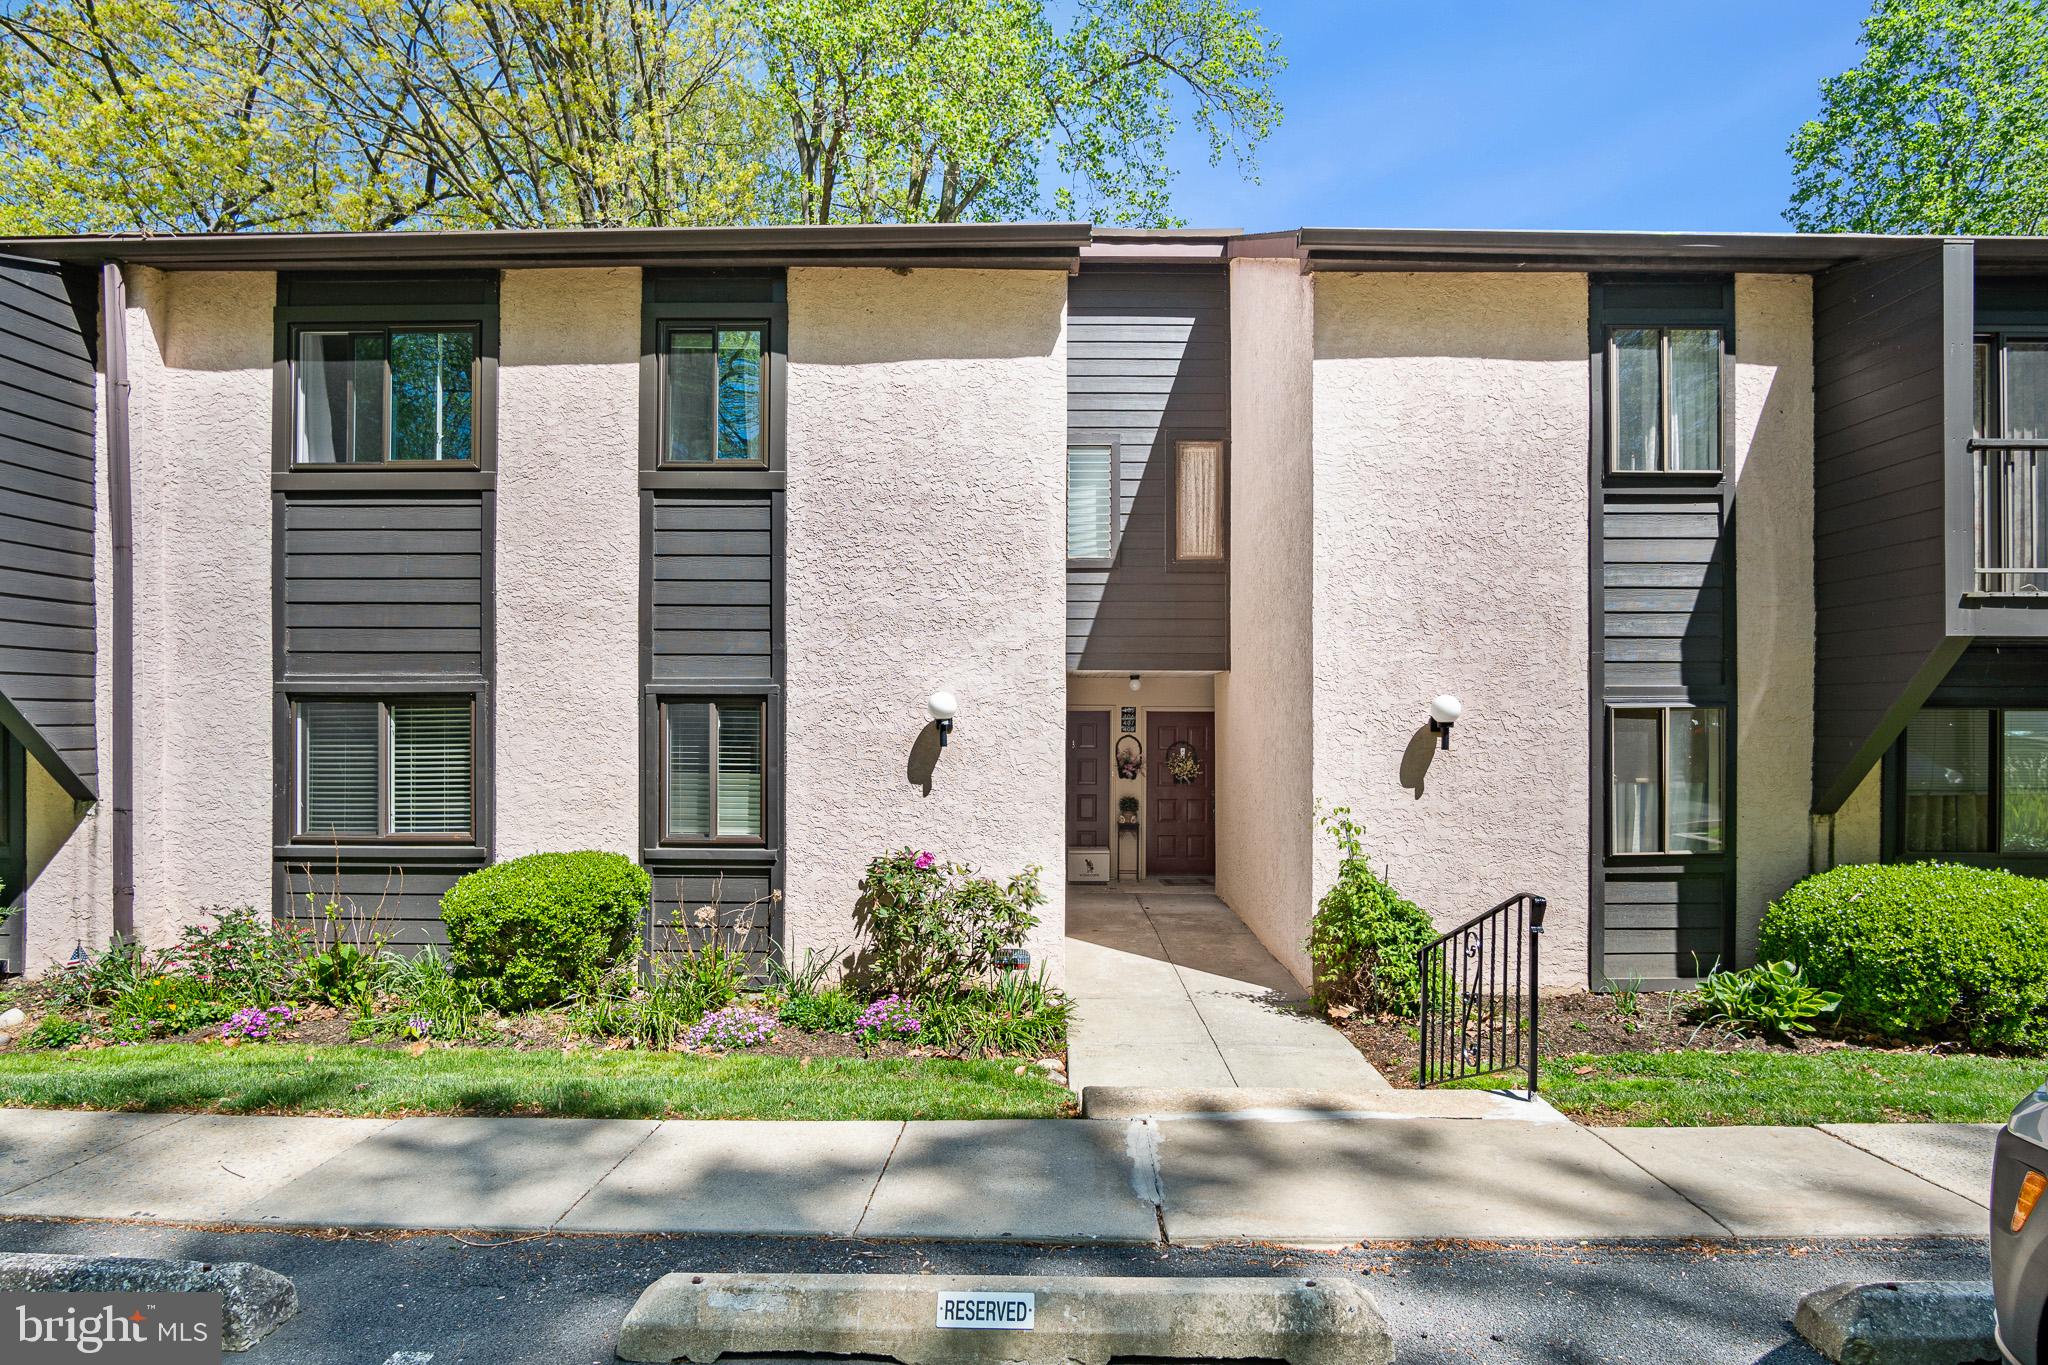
296 697 473 840
1608 705 1725 855
1903 707 2048 854
662 699 765 842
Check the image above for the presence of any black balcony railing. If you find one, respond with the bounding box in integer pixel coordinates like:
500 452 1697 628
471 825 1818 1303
1974 438 2048 595
1417 891 1546 1093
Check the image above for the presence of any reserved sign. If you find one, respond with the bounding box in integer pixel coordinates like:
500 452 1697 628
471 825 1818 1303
935 1291 1035 1330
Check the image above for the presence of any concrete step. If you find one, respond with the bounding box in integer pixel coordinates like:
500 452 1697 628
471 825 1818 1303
1080 1085 1570 1123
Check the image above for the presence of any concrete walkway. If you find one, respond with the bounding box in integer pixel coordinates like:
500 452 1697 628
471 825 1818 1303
0 1108 1999 1246
1063 882 1386 1094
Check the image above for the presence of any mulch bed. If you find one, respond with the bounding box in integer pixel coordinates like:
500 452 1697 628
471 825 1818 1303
8 992 1064 1070
1335 991 1871 1088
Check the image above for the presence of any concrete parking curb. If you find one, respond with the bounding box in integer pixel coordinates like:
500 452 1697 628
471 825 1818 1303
1793 1280 1997 1364
616 1273 1393 1365
0 1251 298 1351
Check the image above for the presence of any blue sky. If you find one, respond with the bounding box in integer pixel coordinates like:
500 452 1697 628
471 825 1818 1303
1153 1 1875 233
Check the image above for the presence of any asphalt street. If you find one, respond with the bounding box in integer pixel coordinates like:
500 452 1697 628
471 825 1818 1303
0 1219 1994 1364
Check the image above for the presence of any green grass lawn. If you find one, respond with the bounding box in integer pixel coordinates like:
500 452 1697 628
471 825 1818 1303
1478 1048 2046 1126
0 1044 1074 1121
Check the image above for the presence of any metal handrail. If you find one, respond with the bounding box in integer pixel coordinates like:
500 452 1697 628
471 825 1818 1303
1416 891 1547 1094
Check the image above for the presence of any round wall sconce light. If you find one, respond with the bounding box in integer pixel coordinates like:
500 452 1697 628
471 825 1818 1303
1129 673 1141 693
1427 694 1463 751
928 690 959 747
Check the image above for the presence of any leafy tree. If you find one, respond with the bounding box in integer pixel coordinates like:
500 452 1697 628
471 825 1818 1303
0 0 775 232
0 0 1282 232
0 0 327 233
756 0 1284 224
1789 0 2048 233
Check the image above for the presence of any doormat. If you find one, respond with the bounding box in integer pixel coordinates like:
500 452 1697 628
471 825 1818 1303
1156 878 1214 886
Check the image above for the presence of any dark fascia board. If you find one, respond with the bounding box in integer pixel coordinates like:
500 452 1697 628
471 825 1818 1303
1294 227 1981 274
0 693 94 804
0 222 1094 273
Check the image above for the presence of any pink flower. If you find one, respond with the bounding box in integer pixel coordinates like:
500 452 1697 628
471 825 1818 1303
914 852 935 870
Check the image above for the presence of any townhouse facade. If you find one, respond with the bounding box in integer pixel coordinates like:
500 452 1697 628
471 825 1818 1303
0 223 2040 992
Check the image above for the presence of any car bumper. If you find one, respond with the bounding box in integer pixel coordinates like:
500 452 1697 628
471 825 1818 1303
1994 1126 2048 1365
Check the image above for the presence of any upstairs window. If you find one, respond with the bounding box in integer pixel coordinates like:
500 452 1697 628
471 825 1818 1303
1067 442 1116 566
294 327 477 465
1173 439 1225 563
661 325 765 465
1609 326 1721 473
1609 705 1725 855
296 697 473 840
663 699 765 842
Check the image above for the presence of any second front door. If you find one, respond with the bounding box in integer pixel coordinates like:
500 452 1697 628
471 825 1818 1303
1148 711 1215 876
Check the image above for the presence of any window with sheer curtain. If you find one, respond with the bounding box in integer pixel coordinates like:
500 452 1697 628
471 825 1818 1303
664 700 765 842
662 325 765 465
1609 326 1721 473
1174 439 1224 562
1903 707 2048 854
294 327 476 465
1608 706 1725 855
298 697 472 839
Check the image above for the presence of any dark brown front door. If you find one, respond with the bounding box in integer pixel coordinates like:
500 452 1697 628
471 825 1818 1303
1067 710 1111 848
1148 711 1215 876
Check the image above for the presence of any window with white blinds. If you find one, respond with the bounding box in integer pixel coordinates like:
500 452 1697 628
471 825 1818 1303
301 701 379 835
391 701 473 834
1067 444 1114 563
296 697 473 840
1175 439 1224 562
665 700 765 841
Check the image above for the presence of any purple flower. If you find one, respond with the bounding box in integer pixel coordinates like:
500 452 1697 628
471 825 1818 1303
856 994 922 1043
405 1015 432 1039
913 852 935 871
683 1006 780 1051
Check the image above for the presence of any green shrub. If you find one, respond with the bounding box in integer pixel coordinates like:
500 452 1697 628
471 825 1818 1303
105 974 234 1039
440 852 649 1011
910 971 1071 1056
854 849 1043 995
24 1016 85 1049
779 986 864 1033
1760 862 2048 1051
365 946 486 1041
1691 961 1842 1037
1305 806 1439 1015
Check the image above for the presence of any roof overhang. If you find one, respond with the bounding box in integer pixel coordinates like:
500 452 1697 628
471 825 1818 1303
1290 227 1977 275
0 223 1095 273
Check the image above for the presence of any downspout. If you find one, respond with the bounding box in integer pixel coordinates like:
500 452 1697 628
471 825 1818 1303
100 263 134 941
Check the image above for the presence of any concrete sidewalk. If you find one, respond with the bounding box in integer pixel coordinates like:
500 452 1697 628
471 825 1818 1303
1064 884 1385 1094
0 1107 1998 1246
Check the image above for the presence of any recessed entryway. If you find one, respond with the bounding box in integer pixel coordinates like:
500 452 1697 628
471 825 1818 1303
1065 672 1216 883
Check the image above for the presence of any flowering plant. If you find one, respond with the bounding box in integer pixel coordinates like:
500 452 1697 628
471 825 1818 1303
220 1004 294 1042
682 1005 779 1051
854 849 1044 996
404 1015 433 1040
854 994 923 1047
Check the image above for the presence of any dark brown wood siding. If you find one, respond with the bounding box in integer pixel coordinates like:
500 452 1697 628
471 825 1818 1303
0 257 96 799
1811 242 1973 812
1066 265 1228 672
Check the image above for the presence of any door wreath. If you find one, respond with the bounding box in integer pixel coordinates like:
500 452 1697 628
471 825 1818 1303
1165 741 1203 785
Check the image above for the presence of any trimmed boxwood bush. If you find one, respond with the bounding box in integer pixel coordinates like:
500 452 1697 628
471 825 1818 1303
440 851 649 1011
1758 862 2048 1051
